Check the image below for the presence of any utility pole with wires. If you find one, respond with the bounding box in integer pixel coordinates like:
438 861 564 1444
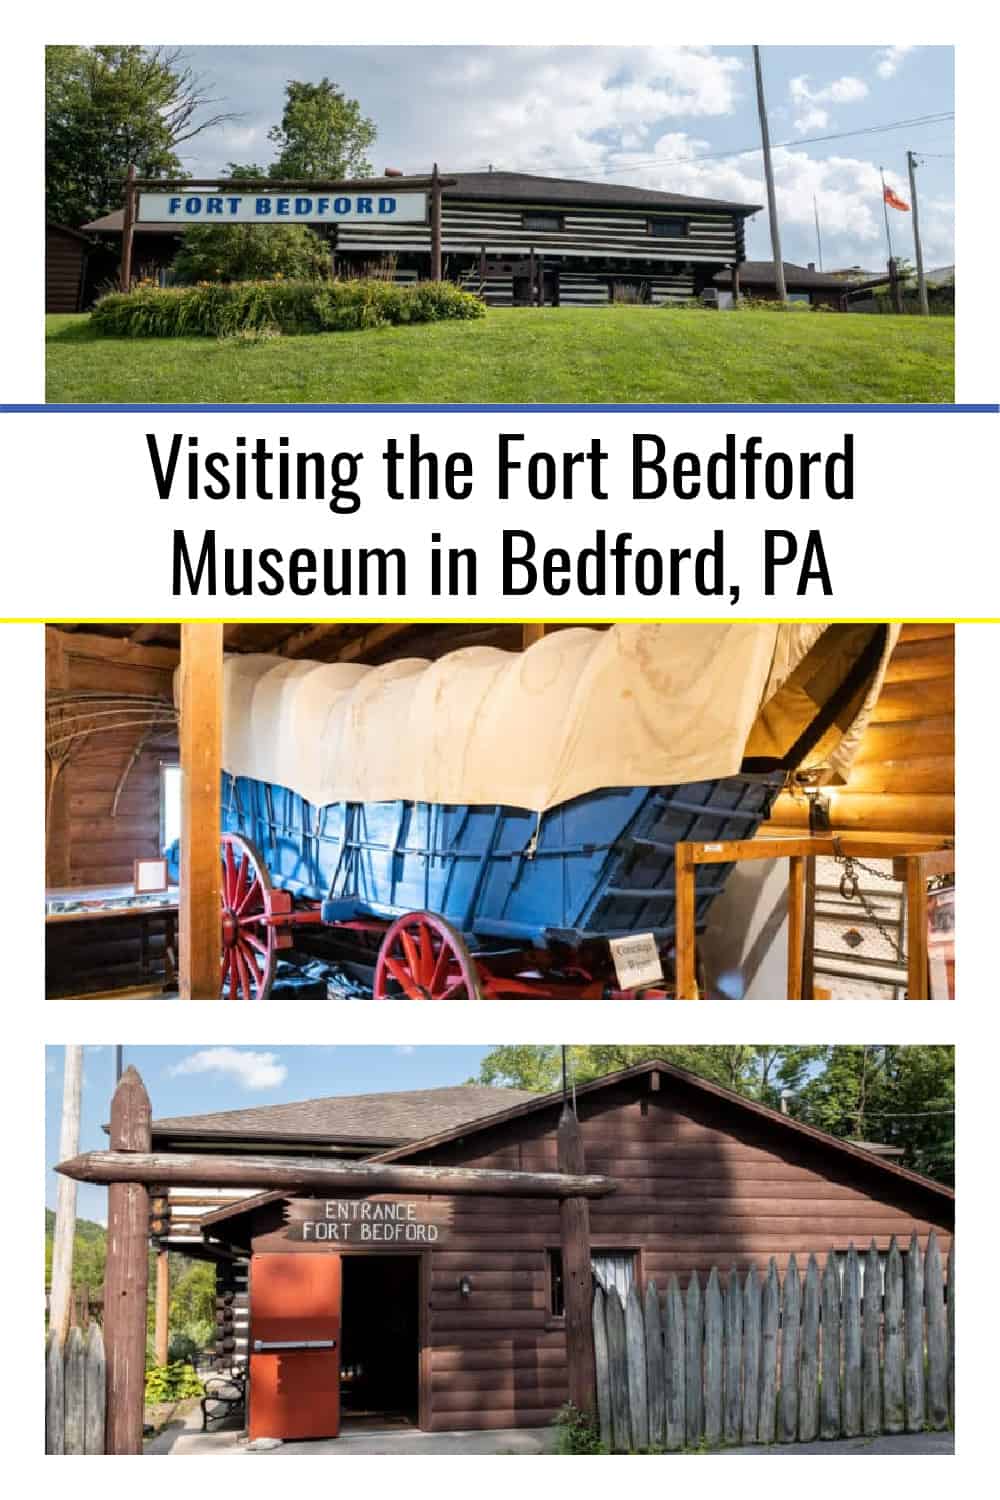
48 1046 84 1346
907 149 930 315
752 45 786 302
813 195 824 271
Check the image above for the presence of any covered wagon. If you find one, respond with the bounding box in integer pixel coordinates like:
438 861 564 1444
171 622 896 998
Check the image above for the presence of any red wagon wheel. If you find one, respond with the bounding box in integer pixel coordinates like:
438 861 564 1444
220 833 291 1001
373 911 482 1000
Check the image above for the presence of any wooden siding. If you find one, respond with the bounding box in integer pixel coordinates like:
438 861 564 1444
46 228 86 314
337 198 742 267
244 1072 951 1433
765 622 954 838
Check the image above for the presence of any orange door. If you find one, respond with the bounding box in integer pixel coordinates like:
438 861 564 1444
249 1254 342 1441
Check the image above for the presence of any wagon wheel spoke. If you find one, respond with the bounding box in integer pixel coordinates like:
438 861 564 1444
417 920 439 989
399 927 422 986
233 946 252 1001
384 954 425 1001
429 939 455 995
236 873 262 918
240 928 270 956
233 851 250 912
240 941 263 991
223 840 238 903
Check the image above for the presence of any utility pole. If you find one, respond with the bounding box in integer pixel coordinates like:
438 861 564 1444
813 195 824 271
907 149 930 315
49 1046 84 1345
752 46 786 302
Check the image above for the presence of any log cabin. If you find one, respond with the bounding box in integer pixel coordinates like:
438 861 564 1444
82 171 760 306
44 621 954 999
148 1057 953 1437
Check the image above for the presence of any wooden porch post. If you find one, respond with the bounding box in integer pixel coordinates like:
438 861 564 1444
558 1104 596 1415
179 623 223 998
120 163 137 293
103 1068 151 1454
430 164 443 282
730 262 741 303
155 1249 170 1365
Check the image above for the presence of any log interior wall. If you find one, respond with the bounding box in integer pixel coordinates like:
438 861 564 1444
764 623 955 838
247 1074 950 1433
47 628 179 886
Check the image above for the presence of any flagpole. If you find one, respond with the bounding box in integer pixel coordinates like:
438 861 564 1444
879 167 895 261
813 195 824 271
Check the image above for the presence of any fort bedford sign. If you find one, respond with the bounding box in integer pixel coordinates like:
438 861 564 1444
285 1196 452 1245
137 191 428 225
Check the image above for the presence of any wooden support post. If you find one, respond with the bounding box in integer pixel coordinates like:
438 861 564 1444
430 163 442 282
787 854 806 1000
674 842 697 999
801 856 816 1001
905 857 929 1000
522 622 546 649
179 623 223 998
120 163 136 293
730 262 741 302
103 1067 151 1455
155 1248 170 1366
528 247 536 307
558 1104 596 1415
536 253 545 307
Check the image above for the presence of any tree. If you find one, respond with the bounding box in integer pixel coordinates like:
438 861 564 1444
266 78 376 180
46 46 239 227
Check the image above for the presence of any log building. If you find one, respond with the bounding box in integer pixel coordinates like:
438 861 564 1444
150 1058 953 1437
82 171 760 307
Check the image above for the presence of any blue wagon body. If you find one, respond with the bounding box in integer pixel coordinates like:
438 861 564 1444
207 768 784 950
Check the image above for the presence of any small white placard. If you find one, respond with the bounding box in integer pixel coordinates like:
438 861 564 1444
609 933 664 991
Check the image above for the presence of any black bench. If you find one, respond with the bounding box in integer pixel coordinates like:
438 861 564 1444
201 1369 246 1432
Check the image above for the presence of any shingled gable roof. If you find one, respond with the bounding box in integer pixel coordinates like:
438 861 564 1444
712 260 859 290
372 1058 954 1205
82 173 760 236
147 1084 541 1149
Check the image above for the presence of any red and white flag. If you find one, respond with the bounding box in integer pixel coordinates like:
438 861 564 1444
883 184 910 212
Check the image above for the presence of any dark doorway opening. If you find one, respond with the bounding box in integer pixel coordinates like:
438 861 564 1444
340 1255 420 1426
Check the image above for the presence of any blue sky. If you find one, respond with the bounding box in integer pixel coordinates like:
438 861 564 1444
45 1045 494 1222
168 44 954 271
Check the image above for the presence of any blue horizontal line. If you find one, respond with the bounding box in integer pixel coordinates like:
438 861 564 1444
2 402 996 414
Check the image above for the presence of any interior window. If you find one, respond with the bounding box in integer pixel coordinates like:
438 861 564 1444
161 763 181 849
548 1248 637 1315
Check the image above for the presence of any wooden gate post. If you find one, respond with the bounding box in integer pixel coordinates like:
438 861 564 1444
179 622 223 998
430 163 443 282
103 1067 152 1454
120 164 137 293
558 1104 597 1415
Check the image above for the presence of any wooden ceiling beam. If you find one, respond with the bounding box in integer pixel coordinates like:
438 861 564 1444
278 623 345 658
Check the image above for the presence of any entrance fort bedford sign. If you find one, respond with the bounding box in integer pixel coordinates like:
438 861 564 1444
285 1196 452 1244
137 190 429 225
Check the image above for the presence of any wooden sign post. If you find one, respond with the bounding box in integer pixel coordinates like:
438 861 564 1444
558 1103 597 1415
102 1068 151 1454
120 164 137 293
430 163 443 282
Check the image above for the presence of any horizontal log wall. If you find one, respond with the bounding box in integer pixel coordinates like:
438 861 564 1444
765 623 955 838
399 1076 952 1432
337 198 740 267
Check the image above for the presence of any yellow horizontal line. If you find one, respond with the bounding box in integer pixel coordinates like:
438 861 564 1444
3 616 990 626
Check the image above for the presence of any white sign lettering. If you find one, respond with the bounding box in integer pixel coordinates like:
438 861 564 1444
137 191 428 225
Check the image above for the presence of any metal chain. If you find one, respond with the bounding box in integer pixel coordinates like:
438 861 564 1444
832 837 906 961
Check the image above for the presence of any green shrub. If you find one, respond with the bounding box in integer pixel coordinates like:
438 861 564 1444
144 1361 205 1403
90 279 486 338
172 223 332 284
554 1402 606 1454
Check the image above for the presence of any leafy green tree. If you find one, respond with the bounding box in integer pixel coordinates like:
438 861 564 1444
266 79 376 180
45 46 238 227
171 222 332 283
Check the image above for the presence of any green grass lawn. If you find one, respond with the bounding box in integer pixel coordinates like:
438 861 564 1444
45 306 954 404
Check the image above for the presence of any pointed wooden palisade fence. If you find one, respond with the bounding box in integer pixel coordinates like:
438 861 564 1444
593 1237 953 1451
45 1323 107 1454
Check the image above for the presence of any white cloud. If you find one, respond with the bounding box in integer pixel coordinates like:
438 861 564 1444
875 46 917 80
168 1047 287 1091
789 74 868 133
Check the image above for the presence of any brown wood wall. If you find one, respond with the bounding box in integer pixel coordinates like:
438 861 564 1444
765 622 955 837
247 1074 952 1433
46 229 86 313
46 628 179 887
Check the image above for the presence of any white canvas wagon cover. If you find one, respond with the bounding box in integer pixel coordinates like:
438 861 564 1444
196 623 897 814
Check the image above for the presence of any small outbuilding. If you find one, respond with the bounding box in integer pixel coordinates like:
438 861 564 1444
45 223 93 313
714 260 858 310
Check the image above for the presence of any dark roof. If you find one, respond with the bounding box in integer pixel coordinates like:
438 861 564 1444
713 260 857 290
83 173 760 236
46 222 95 244
149 1084 541 1148
441 170 760 215
374 1059 954 1204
